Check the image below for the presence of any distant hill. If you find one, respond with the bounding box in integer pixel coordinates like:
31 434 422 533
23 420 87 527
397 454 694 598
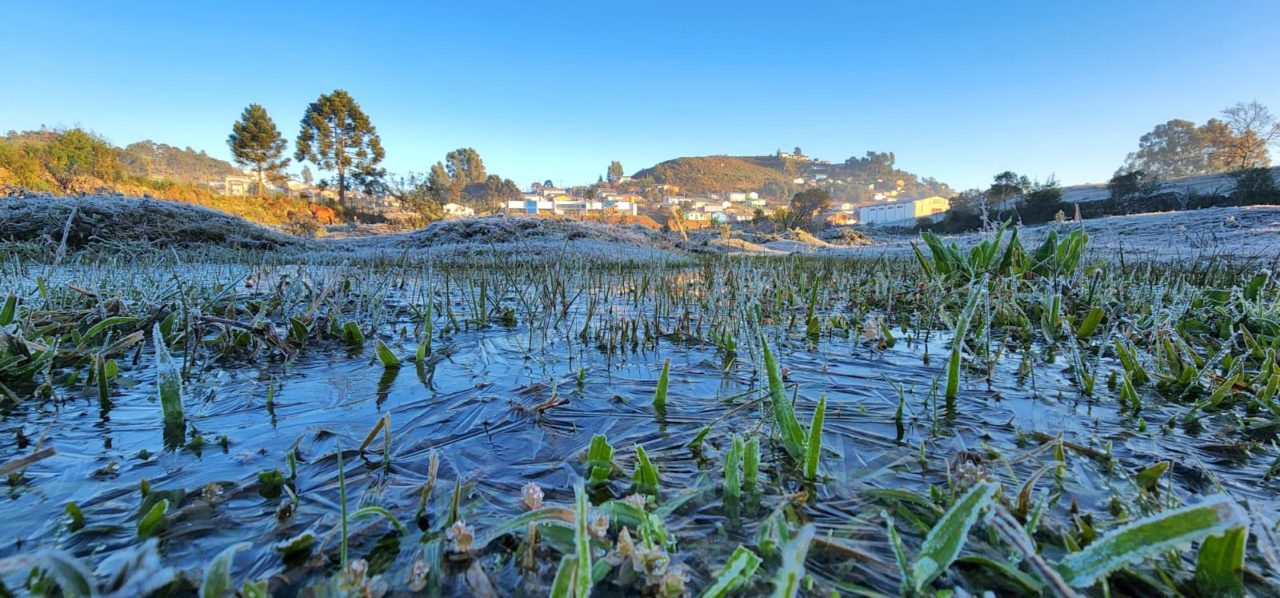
118 140 241 183
632 151 952 202
633 156 790 194
1 128 331 233
2 130 242 185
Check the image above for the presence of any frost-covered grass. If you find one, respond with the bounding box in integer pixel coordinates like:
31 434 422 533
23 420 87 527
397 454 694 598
0 195 301 251
816 204 1280 261
1 224 1279 596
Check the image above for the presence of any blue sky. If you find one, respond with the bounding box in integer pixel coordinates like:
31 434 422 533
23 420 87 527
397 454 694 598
5 1 1279 190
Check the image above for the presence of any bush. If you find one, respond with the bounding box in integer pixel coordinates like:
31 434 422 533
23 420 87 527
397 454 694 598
1231 168 1277 204
923 167 1278 234
1107 170 1161 210
1017 179 1065 223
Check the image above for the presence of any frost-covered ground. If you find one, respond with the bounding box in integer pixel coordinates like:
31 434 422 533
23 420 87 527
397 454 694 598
0 196 688 262
0 194 298 250
812 205 1280 261
339 215 688 263
4 195 1277 263
1056 167 1280 204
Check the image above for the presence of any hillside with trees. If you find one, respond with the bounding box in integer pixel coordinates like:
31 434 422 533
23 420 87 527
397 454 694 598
0 128 333 235
119 140 241 183
632 151 951 202
2 129 243 188
632 156 791 194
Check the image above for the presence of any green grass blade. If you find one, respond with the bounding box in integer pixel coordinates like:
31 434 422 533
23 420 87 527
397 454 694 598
474 507 575 551
0 549 94 598
804 394 825 481
761 334 806 462
154 324 183 422
743 435 760 493
1056 494 1248 588
138 498 169 539
724 435 742 502
882 510 913 595
550 554 578 598
95 355 110 405
911 480 999 592
573 482 592 598
200 542 250 598
349 506 409 535
81 316 136 344
288 316 309 346
585 434 615 486
374 339 400 369
700 545 762 598
945 278 986 403
632 445 660 496
910 242 933 278
1076 306 1104 338
770 523 816 598
0 294 15 326
342 320 364 347
654 358 670 412
1195 526 1247 597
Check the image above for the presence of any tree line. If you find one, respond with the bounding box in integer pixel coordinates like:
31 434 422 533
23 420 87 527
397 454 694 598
925 100 1280 233
227 90 522 217
1119 101 1279 178
0 129 242 194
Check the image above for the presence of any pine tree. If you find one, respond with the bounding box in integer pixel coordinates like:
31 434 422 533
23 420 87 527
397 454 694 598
294 90 384 205
445 148 486 185
427 162 452 203
227 104 289 197
607 161 625 184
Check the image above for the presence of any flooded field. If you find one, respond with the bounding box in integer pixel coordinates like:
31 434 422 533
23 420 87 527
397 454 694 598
1 228 1278 596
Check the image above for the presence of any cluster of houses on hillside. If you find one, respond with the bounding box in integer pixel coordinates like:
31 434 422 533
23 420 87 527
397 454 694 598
661 192 764 223
501 184 949 227
208 173 337 201
206 165 950 228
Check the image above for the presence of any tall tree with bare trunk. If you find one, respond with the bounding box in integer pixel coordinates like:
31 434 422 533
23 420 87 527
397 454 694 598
294 90 384 205
228 104 289 197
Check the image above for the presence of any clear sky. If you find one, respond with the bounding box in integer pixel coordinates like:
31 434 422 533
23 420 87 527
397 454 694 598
5 1 1279 191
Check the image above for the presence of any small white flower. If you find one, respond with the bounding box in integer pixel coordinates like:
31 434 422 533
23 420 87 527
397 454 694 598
340 558 369 588
605 527 635 567
588 509 610 539
446 520 474 553
408 558 431 592
521 481 544 511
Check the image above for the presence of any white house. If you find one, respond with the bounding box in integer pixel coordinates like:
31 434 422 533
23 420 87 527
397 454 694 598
442 203 475 218
505 196 638 216
857 196 950 226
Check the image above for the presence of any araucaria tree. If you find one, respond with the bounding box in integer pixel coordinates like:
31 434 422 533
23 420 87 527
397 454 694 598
227 104 289 196
294 90 384 205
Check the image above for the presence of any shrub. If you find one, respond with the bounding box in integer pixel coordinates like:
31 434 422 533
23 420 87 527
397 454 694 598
1231 168 1277 204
